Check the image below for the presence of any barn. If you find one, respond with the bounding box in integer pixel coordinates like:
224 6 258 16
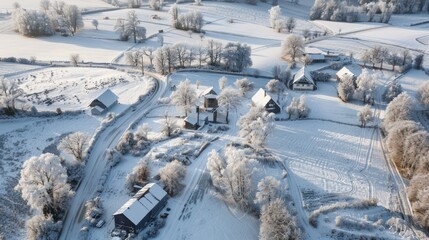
251 88 281 114
200 87 218 109
89 89 118 115
291 67 317 91
113 183 168 233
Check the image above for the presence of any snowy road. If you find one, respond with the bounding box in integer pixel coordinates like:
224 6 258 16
59 72 165 240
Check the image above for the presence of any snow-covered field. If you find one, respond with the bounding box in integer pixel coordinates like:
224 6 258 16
10 67 153 111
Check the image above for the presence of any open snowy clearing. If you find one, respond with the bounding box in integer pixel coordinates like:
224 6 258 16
10 67 153 112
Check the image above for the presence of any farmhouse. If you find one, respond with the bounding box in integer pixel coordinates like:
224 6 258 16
336 65 362 82
113 183 168 233
291 67 317 91
89 89 118 115
251 88 281 114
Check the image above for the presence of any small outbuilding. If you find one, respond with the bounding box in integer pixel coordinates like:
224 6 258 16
113 183 168 233
291 67 317 91
336 65 362 82
200 87 218 109
304 47 326 63
89 89 118 115
251 88 281 114
183 108 209 130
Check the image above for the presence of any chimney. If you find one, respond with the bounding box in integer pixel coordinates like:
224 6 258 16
196 106 200 127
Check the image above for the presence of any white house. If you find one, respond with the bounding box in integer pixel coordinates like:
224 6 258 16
89 89 118 115
291 67 317 91
336 65 362 82
251 88 281 114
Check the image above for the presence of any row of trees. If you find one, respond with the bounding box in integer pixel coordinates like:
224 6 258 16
382 91 429 230
310 0 394 23
268 6 297 33
361 47 423 72
169 5 204 32
12 0 83 37
127 40 252 74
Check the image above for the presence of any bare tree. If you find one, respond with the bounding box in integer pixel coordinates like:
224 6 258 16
171 79 197 117
58 132 88 162
91 19 99 30
70 54 80 67
282 35 304 63
218 87 242 124
40 0 51 11
206 40 223 66
357 105 373 127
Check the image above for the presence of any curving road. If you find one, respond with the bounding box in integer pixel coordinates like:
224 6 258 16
59 71 166 240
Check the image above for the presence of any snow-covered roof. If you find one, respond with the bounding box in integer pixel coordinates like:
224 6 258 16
184 113 208 126
113 183 167 226
336 65 362 79
200 87 217 97
305 47 326 55
293 67 316 85
92 89 118 109
204 94 218 99
252 88 276 107
308 54 325 60
91 106 104 113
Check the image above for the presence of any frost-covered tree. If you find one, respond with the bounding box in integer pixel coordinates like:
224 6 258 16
12 8 54 36
403 130 429 176
171 79 197 117
15 153 73 219
408 174 429 230
238 106 275 149
356 69 376 104
58 132 88 162
159 160 186 196
206 40 223 66
302 28 311 40
218 76 228 90
268 6 281 29
222 147 253 209
417 81 429 109
282 35 304 63
26 214 61 240
62 4 83 36
207 149 225 189
114 18 128 41
309 0 324 20
254 176 281 206
338 74 354 102
70 53 80 67
234 78 253 96
84 197 103 225
91 19 99 30
218 87 242 124
161 112 177 137
149 0 163 10
175 11 204 32
154 47 167 74
387 52 402 71
413 54 424 70
125 11 141 43
126 159 151 191
0 77 24 115
357 105 373 128
287 95 310 119
383 92 413 131
266 79 284 93
383 80 402 103
259 198 300 240
222 42 252 72
169 4 179 27
386 120 422 165
142 47 155 67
